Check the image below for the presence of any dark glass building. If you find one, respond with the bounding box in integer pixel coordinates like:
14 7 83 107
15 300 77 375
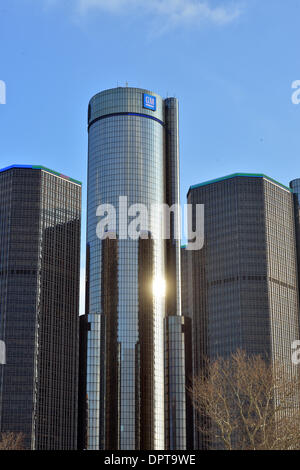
186 173 300 449
0 165 81 450
80 87 186 450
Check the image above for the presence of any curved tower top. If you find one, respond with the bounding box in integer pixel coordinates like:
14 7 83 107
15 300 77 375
88 87 165 127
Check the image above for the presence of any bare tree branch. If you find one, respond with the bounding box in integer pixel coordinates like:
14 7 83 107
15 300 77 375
190 350 300 450
0 432 25 450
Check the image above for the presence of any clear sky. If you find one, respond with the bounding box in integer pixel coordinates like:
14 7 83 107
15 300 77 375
0 0 300 312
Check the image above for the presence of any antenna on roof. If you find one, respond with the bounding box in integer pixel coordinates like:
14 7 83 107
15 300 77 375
126 81 128 87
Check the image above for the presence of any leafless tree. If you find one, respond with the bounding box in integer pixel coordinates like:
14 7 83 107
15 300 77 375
0 432 25 450
190 350 300 450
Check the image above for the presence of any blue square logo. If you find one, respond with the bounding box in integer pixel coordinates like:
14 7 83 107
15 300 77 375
143 93 156 111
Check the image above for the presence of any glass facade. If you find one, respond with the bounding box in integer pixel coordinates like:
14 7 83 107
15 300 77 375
187 175 300 449
164 315 187 450
83 87 186 450
0 166 81 449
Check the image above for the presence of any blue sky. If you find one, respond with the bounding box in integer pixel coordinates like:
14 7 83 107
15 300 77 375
0 0 300 312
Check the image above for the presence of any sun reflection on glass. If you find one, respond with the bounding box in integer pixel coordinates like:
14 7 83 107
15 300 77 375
153 277 166 298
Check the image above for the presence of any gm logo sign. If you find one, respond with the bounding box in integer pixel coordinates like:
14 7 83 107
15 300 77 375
143 93 156 111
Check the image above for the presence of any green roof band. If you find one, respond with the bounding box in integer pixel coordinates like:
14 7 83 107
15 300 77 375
188 173 291 195
0 165 82 185
33 165 82 185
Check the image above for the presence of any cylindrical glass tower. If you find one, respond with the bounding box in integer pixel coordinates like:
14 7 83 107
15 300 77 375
85 87 186 450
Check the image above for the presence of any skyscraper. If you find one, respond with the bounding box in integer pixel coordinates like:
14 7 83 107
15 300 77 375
80 87 186 450
186 173 300 449
0 165 81 450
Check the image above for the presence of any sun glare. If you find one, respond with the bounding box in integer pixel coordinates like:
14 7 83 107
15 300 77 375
153 277 166 298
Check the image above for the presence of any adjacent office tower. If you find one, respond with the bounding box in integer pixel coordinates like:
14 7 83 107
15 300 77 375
0 165 81 450
290 178 300 306
186 173 300 449
80 87 186 450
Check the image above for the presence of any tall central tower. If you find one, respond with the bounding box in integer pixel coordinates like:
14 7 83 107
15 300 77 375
80 87 186 450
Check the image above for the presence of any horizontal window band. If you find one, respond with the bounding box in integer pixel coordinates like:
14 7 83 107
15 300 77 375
207 275 296 291
88 112 164 130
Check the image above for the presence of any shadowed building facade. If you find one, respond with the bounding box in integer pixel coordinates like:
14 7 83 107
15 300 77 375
0 165 81 449
80 87 186 450
186 174 300 449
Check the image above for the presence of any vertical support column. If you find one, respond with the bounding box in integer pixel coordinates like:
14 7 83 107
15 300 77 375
164 98 186 450
181 247 195 450
182 316 194 450
164 98 181 317
164 316 186 450
138 235 155 450
102 237 120 450
78 244 90 450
